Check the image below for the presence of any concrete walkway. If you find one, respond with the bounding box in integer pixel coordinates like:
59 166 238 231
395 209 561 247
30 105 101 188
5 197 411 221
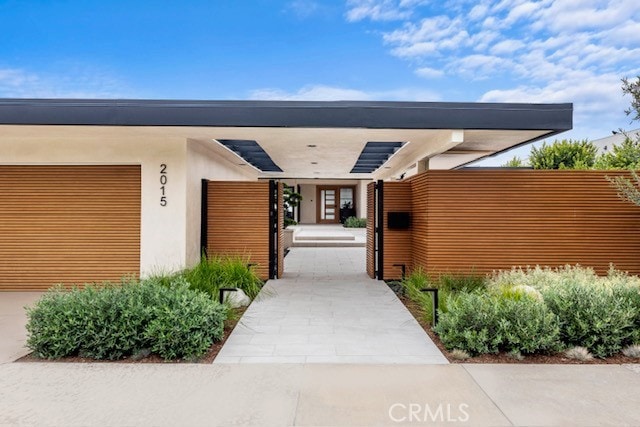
2 363 639 426
0 292 42 364
215 247 448 364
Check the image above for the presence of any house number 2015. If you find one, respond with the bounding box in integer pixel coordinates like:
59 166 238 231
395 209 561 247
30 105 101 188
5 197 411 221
160 164 168 206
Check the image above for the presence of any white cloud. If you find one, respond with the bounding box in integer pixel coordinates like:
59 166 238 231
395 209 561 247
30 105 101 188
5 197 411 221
415 66 444 78
250 84 440 101
345 0 428 22
468 4 489 21
344 0 640 138
452 54 513 78
490 39 525 55
286 0 321 18
0 66 129 98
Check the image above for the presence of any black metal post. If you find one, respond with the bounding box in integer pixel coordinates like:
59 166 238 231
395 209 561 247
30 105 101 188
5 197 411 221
420 288 439 326
268 180 277 279
296 184 301 223
219 287 237 304
376 180 384 280
200 179 209 257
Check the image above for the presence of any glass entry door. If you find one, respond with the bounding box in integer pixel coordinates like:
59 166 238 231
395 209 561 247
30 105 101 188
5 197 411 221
318 187 338 224
316 185 356 224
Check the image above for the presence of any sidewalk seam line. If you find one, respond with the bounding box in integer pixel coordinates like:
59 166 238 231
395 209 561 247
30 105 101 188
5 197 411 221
461 364 516 427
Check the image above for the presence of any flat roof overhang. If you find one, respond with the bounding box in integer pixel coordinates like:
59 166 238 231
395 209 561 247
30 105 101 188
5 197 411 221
0 99 572 179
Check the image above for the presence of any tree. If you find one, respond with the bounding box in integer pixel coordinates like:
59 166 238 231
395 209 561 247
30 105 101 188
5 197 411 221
607 171 640 207
622 76 640 122
595 135 640 169
529 139 597 169
283 186 302 227
607 76 640 206
502 156 526 167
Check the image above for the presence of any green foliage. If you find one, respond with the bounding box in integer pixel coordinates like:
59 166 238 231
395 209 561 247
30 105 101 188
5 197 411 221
529 139 597 170
149 255 263 302
284 218 298 227
607 170 640 207
437 272 487 294
541 282 636 358
144 285 226 360
596 136 640 169
490 265 640 358
343 216 367 228
283 186 302 210
26 279 227 360
401 269 487 325
622 76 640 122
433 291 561 355
502 156 526 167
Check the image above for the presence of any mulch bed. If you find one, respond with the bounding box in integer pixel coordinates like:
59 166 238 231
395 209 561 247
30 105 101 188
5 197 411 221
17 307 246 364
399 295 639 365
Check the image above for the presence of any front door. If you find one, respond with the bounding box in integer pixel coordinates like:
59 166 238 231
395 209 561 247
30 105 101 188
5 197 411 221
316 186 356 224
317 186 339 224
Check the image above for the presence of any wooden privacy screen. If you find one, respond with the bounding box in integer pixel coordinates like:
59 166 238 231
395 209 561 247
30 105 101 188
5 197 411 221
403 170 640 276
206 181 283 280
382 182 413 280
0 165 141 291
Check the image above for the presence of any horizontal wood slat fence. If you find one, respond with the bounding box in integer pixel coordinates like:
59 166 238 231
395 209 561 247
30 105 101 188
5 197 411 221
376 170 640 280
0 165 141 291
206 181 283 280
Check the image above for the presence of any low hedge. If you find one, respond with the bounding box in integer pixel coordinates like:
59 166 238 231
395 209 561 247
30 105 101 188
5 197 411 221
343 217 367 228
148 255 263 302
433 290 561 355
26 278 227 360
413 265 640 358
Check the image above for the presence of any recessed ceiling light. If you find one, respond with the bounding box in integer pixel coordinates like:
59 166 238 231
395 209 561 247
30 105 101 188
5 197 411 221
307 144 317 148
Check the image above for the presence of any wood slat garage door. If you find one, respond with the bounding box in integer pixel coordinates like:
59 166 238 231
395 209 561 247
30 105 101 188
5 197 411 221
0 165 141 291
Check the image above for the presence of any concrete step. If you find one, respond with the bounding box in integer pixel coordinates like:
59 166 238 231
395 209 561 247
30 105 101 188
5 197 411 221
295 234 355 241
292 240 365 248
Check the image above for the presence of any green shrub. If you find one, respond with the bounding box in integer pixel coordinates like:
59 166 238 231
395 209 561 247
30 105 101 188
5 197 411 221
434 291 561 355
26 279 227 360
150 255 263 302
541 281 636 357
437 272 487 294
343 217 367 228
400 268 434 322
401 269 487 325
490 265 640 357
433 292 501 354
144 284 227 360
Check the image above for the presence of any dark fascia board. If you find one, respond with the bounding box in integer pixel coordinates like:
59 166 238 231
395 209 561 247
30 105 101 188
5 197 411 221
454 128 565 169
0 98 573 131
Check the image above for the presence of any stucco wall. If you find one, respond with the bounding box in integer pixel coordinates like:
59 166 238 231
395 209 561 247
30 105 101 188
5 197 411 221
185 139 256 266
357 180 369 218
298 184 317 223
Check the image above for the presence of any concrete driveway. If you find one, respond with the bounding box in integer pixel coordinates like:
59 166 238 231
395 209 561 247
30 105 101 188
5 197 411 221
0 292 42 363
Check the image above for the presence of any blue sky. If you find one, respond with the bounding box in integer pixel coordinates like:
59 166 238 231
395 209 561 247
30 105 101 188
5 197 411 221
1 0 639 165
